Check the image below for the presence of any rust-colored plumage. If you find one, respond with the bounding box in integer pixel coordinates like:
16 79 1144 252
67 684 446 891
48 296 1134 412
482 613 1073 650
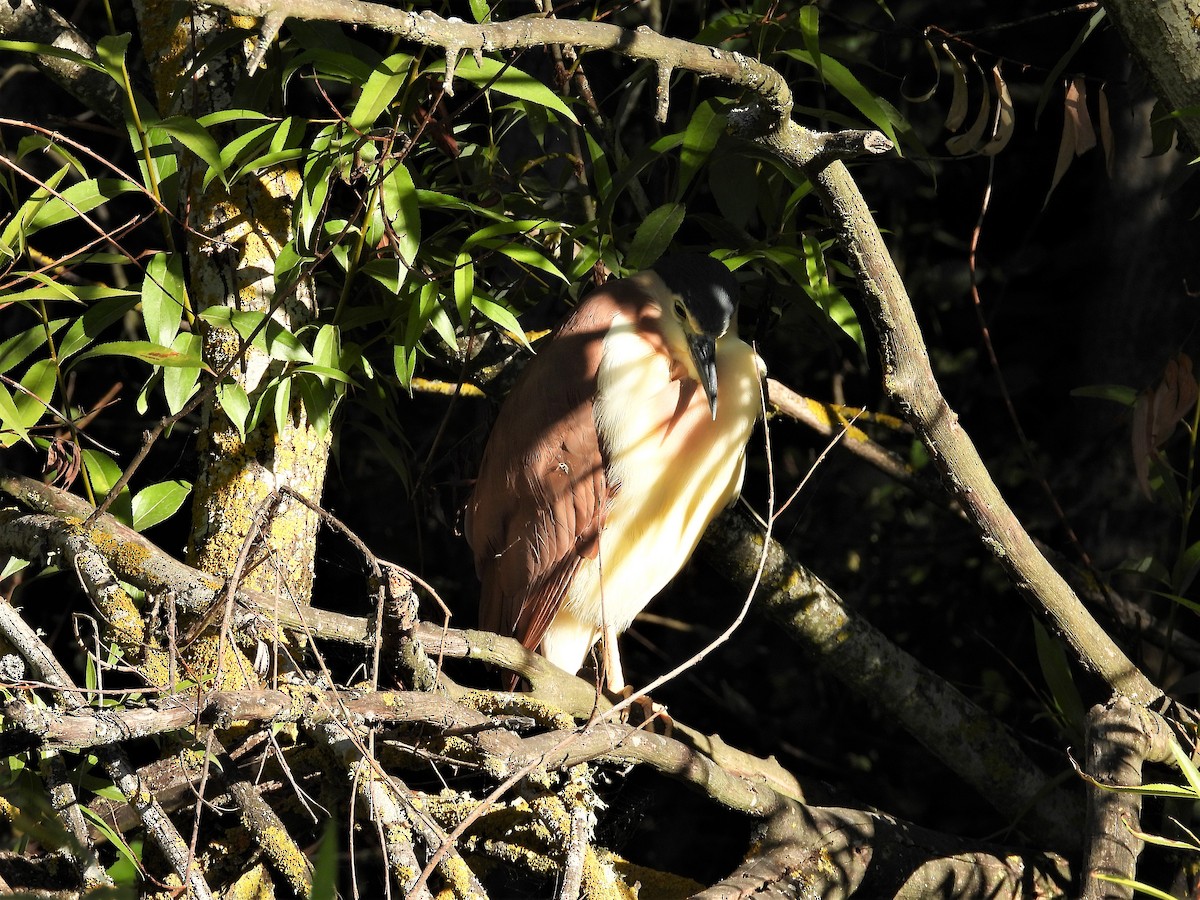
467 260 763 688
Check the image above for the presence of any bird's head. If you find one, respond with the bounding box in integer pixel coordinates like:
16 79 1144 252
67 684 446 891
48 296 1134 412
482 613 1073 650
648 254 739 419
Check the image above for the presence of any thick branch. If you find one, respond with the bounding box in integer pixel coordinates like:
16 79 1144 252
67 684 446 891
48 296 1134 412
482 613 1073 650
194 0 792 124
742 118 1160 706
0 0 124 124
1080 697 1177 900
701 508 1082 850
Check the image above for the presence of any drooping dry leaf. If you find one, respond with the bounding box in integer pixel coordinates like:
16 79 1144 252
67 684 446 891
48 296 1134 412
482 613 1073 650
943 42 969 132
981 63 1015 156
1098 83 1115 177
946 58 990 155
1047 77 1094 201
1070 77 1097 155
1131 354 1199 498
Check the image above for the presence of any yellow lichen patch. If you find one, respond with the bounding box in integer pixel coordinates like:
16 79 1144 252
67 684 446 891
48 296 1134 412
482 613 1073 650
183 633 258 691
88 529 151 574
257 824 311 895
225 862 276 900
607 853 704 900
582 847 637 900
460 690 574 731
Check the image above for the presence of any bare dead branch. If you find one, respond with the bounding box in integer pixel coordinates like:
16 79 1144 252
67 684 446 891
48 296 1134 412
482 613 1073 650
1080 697 1178 900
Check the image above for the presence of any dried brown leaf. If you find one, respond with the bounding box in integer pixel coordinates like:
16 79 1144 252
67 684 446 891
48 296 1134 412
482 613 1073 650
1098 83 1114 177
981 64 1015 156
1069 77 1096 155
946 58 990 155
943 42 969 132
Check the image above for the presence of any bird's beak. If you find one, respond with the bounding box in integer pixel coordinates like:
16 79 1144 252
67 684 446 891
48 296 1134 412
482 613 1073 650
687 333 719 419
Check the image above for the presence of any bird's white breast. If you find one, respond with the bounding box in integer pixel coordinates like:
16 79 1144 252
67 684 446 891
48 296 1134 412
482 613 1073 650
537 311 762 673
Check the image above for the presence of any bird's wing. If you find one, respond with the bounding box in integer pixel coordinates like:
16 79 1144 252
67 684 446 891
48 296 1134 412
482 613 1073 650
466 285 640 654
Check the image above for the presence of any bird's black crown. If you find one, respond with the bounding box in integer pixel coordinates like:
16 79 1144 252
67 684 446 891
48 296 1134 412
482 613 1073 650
652 254 738 335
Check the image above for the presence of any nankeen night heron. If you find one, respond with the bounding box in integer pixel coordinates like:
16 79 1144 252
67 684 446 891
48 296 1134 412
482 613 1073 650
466 254 764 691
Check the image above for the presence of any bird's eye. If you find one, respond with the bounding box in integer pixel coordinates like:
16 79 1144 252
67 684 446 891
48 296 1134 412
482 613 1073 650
673 300 687 320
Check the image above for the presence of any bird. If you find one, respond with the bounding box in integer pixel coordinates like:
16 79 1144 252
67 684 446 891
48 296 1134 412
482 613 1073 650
466 254 764 692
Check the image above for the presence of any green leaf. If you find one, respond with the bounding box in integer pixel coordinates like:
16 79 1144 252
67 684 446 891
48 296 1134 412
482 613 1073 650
76 340 205 368
0 322 62 376
349 53 416 130
1032 620 1086 736
625 202 685 271
15 359 58 430
131 480 192 531
163 332 204 415
151 116 228 187
677 100 726 199
778 49 900 147
81 449 132 525
57 296 141 360
473 295 530 349
26 178 140 234
141 252 187 347
0 384 32 448
1070 384 1138 406
310 819 338 900
0 39 106 73
217 381 251 439
379 160 421 267
1092 874 1177 900
296 374 336 439
429 55 578 124
199 307 314 363
799 5 821 79
454 251 475 327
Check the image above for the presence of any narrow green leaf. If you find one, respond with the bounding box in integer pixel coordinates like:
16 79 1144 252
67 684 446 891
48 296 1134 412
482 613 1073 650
81 449 132 525
58 295 141 360
379 160 421 266
779 49 900 147
310 819 338 900
1033 620 1086 735
76 340 205 368
0 39 106 73
454 252 475 327
15 359 57 429
152 116 227 187
131 480 192 532
217 381 251 439
0 322 61 375
296 375 336 439
141 252 187 347
199 307 314 363
1070 384 1138 406
625 202 685 271
799 5 821 79
349 53 415 130
473 295 530 349
163 332 203 415
294 364 359 385
24 178 141 234
0 384 32 448
273 375 293 433
0 557 29 581
429 55 578 124
677 100 726 199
